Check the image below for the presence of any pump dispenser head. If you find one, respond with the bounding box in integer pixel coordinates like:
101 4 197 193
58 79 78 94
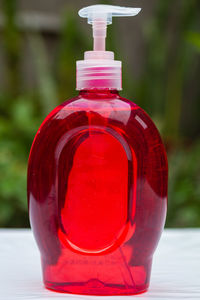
79 5 141 51
76 5 141 90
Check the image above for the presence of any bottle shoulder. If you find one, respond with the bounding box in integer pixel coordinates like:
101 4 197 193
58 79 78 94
41 94 160 138
42 94 147 123
31 93 166 160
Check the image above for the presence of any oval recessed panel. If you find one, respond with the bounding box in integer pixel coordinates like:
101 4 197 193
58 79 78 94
59 129 129 253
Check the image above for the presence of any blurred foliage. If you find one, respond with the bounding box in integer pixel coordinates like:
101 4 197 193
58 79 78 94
0 0 200 228
167 140 200 227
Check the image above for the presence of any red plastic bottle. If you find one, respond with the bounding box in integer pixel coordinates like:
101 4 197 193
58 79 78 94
28 5 168 296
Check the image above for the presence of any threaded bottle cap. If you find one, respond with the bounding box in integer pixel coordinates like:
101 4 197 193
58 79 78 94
76 51 122 90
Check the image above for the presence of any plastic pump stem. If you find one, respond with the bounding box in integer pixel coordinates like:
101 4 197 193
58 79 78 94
93 20 107 51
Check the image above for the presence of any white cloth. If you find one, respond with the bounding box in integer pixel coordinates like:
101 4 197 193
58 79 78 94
0 229 199 300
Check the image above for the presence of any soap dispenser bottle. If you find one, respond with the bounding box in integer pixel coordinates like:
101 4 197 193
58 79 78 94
28 5 168 296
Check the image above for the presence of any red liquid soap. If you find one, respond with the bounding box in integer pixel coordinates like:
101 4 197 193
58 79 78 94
28 89 168 295
28 5 168 296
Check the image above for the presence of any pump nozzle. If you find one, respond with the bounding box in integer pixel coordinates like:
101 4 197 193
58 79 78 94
79 5 141 51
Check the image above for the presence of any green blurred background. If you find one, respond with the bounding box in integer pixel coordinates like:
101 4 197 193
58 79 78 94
0 0 200 228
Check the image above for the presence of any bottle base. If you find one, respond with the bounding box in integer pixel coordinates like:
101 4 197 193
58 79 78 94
45 280 148 296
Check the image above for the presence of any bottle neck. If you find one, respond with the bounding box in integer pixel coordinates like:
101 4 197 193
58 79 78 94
79 89 119 98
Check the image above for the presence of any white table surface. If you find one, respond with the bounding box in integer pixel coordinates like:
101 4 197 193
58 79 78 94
0 229 200 300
